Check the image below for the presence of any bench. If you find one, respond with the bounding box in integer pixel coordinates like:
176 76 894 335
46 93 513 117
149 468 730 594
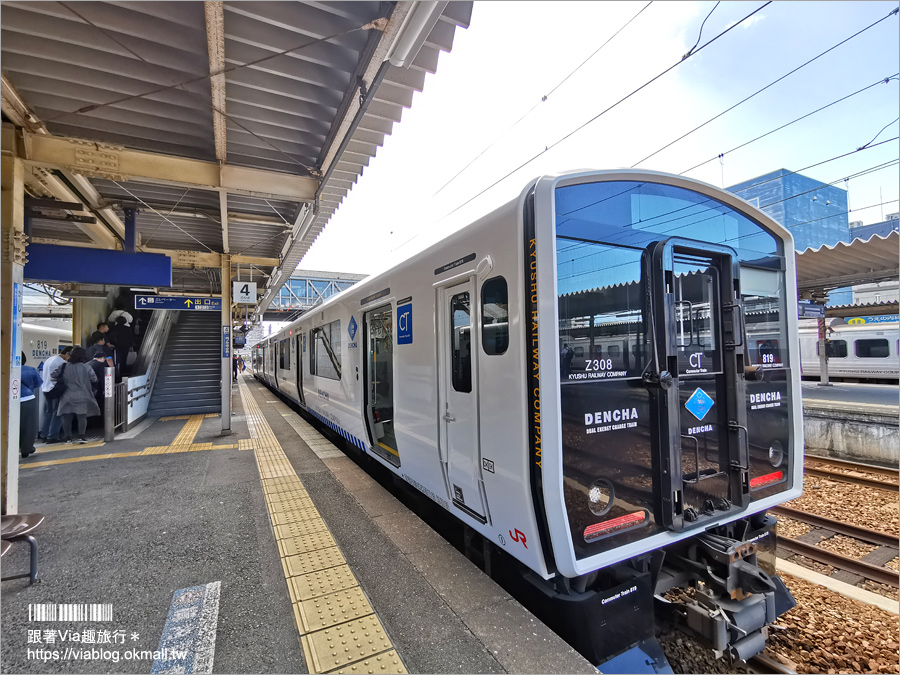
1 513 44 584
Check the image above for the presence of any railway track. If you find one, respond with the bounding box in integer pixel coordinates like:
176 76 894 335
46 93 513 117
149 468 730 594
773 505 899 588
749 652 797 674
804 455 899 492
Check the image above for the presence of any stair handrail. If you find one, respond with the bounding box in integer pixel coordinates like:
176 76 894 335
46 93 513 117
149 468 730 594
126 310 178 407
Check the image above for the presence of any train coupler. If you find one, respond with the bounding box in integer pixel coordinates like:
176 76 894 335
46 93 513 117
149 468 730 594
657 529 796 661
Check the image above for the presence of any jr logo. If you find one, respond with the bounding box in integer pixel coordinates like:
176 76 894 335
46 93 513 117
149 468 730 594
509 529 528 549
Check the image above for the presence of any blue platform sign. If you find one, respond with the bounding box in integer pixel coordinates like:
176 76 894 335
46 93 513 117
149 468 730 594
397 303 412 344
222 326 230 358
136 295 222 311
798 302 825 319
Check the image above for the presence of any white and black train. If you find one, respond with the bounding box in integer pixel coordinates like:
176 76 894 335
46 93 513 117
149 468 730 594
255 169 802 672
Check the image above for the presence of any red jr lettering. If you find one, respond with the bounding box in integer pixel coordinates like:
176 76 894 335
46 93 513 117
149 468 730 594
509 529 528 549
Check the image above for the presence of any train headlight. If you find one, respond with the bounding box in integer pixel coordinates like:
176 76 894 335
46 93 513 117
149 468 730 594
588 479 614 516
768 440 784 467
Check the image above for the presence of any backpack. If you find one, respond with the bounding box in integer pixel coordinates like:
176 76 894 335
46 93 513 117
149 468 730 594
45 364 67 400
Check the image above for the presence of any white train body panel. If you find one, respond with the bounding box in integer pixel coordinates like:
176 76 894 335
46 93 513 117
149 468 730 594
799 323 899 380
256 169 804 582
22 323 73 370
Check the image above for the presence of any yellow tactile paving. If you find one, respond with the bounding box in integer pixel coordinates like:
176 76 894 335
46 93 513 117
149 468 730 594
277 532 336 558
171 414 204 446
328 650 406 674
20 450 144 468
237 378 405 674
290 566 359 603
35 440 106 453
282 547 347 577
300 615 402 674
295 587 375 633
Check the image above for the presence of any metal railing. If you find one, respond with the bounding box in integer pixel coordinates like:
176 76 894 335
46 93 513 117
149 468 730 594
114 381 127 429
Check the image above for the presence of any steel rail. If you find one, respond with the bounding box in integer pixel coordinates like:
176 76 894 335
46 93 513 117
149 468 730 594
803 465 899 492
771 505 899 548
778 538 899 588
806 455 899 479
749 652 797 675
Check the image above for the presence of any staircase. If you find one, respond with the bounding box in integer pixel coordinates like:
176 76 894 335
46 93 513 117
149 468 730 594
148 312 223 416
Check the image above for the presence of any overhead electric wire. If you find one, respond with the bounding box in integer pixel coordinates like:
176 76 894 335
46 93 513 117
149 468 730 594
682 1 720 60
680 74 899 176
858 116 900 150
112 181 216 253
632 6 900 167
556 131 899 239
431 1 653 198
558 135 899 251
782 198 899 232
440 1 772 223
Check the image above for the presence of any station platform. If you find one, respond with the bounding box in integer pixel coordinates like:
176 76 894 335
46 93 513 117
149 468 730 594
0 375 594 675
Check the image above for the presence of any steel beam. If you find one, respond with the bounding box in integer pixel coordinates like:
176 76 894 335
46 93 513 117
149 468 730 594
1 155 25 514
221 254 232 433
2 126 318 202
205 1 228 163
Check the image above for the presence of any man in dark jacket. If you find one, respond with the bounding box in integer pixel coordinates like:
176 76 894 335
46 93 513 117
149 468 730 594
107 316 134 377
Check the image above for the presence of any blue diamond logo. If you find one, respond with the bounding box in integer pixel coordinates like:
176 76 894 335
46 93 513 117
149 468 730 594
685 387 714 421
348 316 357 340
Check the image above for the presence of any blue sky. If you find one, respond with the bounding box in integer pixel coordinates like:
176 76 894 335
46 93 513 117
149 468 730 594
298 1 899 275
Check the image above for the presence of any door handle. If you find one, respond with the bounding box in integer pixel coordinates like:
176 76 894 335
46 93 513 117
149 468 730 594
443 413 456 422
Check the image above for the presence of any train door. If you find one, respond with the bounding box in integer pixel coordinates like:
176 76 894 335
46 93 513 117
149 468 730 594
295 333 305 405
437 280 488 523
363 306 399 467
647 238 749 531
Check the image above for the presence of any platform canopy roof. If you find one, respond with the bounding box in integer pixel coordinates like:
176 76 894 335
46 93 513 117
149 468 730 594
795 230 900 293
1 1 471 314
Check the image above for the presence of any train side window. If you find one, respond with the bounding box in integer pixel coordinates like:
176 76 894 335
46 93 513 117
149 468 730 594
451 292 472 392
279 338 290 369
310 321 342 379
816 340 847 358
481 276 509 355
855 339 889 358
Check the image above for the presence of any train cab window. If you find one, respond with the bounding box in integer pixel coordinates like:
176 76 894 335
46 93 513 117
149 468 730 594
855 339 889 358
557 243 647 381
816 340 847 358
310 320 342 380
451 292 472 392
481 277 509 355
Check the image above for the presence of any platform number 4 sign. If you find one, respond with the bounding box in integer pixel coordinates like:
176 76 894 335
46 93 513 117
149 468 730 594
233 281 257 304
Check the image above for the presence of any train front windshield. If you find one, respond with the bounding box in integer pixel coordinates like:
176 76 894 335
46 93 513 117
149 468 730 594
554 179 795 559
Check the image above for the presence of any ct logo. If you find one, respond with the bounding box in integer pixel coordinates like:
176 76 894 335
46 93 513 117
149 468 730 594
689 353 703 369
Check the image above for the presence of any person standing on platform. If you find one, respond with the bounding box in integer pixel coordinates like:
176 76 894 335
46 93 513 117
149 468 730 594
39 345 72 443
107 316 134 377
54 346 100 444
233 353 239 382
86 331 114 368
87 352 108 428
19 353 43 458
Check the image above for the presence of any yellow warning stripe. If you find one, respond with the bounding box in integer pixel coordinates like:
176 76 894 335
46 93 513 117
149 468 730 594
238 379 406 674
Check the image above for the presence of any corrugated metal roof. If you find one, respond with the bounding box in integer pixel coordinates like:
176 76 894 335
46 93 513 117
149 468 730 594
796 231 900 291
3 1 472 301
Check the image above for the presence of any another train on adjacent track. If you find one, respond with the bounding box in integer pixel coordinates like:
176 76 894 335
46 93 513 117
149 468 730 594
254 169 803 671
799 321 899 383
